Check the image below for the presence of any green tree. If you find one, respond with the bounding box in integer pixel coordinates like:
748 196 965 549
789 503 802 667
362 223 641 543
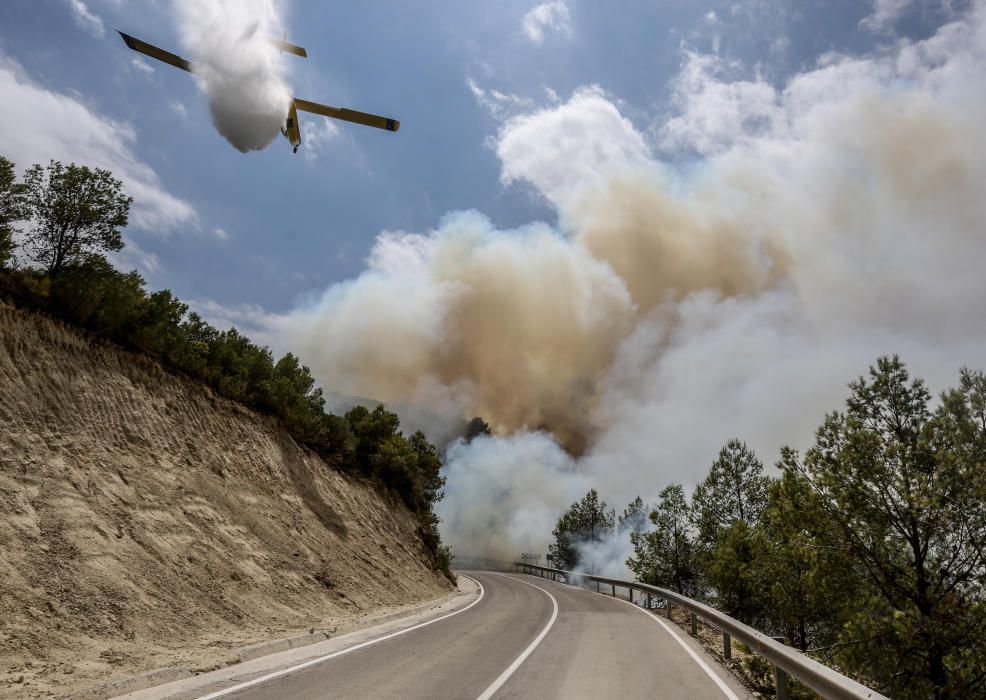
346 405 402 476
311 413 356 469
759 462 854 651
130 289 190 361
48 256 145 334
0 155 25 267
691 438 770 551
628 484 697 594
262 353 325 439
409 430 445 509
344 406 444 516
549 489 615 571
790 357 986 698
463 416 492 442
370 434 420 504
691 440 771 619
23 160 130 276
707 520 770 624
618 496 649 535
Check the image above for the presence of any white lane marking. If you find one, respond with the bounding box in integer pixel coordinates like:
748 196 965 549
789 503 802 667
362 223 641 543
475 573 559 700
514 573 739 700
604 593 740 700
194 575 486 700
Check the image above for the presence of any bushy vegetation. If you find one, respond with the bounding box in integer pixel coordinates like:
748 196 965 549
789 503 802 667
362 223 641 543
553 357 986 699
548 489 615 570
0 155 452 578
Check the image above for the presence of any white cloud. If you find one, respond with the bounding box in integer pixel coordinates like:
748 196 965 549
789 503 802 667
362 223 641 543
213 227 231 241
770 35 791 55
108 238 162 278
298 117 340 162
495 86 651 209
130 58 154 75
861 0 913 32
171 101 188 119
522 1 572 44
0 52 196 233
187 299 285 349
66 0 105 38
467 78 535 119
659 51 783 155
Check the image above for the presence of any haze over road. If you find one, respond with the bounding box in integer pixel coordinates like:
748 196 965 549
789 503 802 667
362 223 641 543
124 571 748 700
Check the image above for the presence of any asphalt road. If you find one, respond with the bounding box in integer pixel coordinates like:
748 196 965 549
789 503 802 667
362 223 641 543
174 570 748 700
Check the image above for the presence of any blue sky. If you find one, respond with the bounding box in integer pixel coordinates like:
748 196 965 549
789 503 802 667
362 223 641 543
0 0 959 319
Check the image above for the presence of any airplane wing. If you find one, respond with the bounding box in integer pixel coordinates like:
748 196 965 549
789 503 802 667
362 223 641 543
272 40 308 58
294 98 400 132
118 31 193 73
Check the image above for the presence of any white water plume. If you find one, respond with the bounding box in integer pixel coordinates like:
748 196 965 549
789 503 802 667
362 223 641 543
174 0 292 152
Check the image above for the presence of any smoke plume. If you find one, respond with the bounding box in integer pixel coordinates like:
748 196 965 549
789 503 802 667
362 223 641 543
174 0 292 152
280 4 986 566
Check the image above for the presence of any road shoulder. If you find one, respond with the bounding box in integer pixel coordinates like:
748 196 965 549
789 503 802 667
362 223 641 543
102 576 479 700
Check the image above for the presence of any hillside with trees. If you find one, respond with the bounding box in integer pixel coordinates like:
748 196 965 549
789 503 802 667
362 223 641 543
0 153 461 696
0 154 450 574
551 357 986 699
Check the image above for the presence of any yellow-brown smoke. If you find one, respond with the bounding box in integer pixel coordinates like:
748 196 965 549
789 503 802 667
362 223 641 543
283 167 790 454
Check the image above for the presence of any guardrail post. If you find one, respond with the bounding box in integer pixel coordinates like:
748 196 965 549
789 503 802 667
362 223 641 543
611 583 616 597
595 580 600 593
690 612 697 636
775 667 789 700
646 593 651 609
666 600 672 619
723 632 731 660
770 636 789 700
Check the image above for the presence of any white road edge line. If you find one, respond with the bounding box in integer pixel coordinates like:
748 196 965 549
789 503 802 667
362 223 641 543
193 575 486 700
515 572 739 700
607 594 741 700
475 573 559 700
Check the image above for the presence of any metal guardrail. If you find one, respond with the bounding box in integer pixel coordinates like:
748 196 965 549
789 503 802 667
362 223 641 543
513 562 887 700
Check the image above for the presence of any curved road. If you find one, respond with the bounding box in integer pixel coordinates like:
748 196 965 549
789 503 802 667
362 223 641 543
123 571 748 700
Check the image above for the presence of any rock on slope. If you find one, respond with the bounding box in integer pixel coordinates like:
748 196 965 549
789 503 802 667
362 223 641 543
0 302 452 698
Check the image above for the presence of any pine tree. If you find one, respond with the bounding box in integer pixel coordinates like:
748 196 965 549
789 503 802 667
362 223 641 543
790 357 986 698
628 484 697 594
550 489 615 570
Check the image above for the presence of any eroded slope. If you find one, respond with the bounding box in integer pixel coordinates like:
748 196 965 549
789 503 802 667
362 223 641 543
0 303 451 697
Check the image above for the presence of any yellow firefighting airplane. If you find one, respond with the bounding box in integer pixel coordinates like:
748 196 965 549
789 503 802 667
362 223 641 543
118 32 399 153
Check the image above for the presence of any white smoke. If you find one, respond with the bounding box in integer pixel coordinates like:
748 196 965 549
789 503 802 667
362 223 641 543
280 4 986 567
174 0 292 152
440 433 589 562
574 531 642 580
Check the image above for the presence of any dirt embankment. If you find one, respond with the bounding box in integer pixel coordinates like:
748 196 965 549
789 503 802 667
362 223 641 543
0 302 453 698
